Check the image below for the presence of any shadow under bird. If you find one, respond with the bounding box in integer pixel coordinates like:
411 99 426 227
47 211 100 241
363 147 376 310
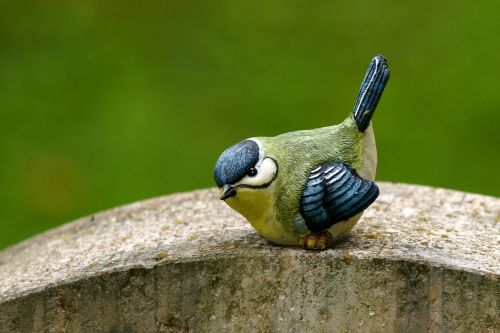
214 55 390 249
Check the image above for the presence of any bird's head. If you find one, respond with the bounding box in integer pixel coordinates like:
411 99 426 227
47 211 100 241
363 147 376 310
214 139 278 201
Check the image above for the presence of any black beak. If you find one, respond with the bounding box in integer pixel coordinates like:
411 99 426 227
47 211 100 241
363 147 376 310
220 184 237 200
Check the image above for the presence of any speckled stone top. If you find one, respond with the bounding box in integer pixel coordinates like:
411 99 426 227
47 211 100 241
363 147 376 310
0 183 498 304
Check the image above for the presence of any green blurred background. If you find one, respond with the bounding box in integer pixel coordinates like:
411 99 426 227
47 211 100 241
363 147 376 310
0 0 498 249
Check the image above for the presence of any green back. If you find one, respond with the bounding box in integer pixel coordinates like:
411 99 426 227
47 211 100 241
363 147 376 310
257 116 364 227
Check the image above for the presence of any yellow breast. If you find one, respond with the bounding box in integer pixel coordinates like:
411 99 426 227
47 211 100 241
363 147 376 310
224 184 298 245
225 184 365 247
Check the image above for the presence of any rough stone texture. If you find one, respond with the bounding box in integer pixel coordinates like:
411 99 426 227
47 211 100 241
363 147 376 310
0 182 498 333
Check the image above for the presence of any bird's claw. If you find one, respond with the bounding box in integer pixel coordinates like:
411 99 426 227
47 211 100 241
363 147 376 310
298 231 333 250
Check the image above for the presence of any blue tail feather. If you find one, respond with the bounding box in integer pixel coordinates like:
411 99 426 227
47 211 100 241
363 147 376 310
353 55 390 132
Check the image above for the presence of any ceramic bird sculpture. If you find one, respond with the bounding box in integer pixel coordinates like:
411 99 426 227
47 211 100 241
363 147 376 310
214 55 390 250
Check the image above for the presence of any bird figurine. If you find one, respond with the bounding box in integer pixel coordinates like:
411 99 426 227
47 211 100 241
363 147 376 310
214 55 390 250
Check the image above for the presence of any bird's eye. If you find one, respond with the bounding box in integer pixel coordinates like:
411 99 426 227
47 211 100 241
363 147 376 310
246 167 257 177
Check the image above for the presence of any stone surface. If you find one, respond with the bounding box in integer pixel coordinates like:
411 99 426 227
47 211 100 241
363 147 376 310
0 183 498 332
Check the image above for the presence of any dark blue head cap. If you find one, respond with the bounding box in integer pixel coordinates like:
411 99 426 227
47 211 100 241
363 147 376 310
214 140 260 187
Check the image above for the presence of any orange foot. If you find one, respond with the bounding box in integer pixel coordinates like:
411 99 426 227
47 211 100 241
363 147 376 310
298 231 333 250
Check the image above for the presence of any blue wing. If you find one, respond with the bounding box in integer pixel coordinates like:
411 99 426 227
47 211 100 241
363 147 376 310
300 163 379 232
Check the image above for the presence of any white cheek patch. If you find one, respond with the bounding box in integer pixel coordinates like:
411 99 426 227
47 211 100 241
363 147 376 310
236 158 277 187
